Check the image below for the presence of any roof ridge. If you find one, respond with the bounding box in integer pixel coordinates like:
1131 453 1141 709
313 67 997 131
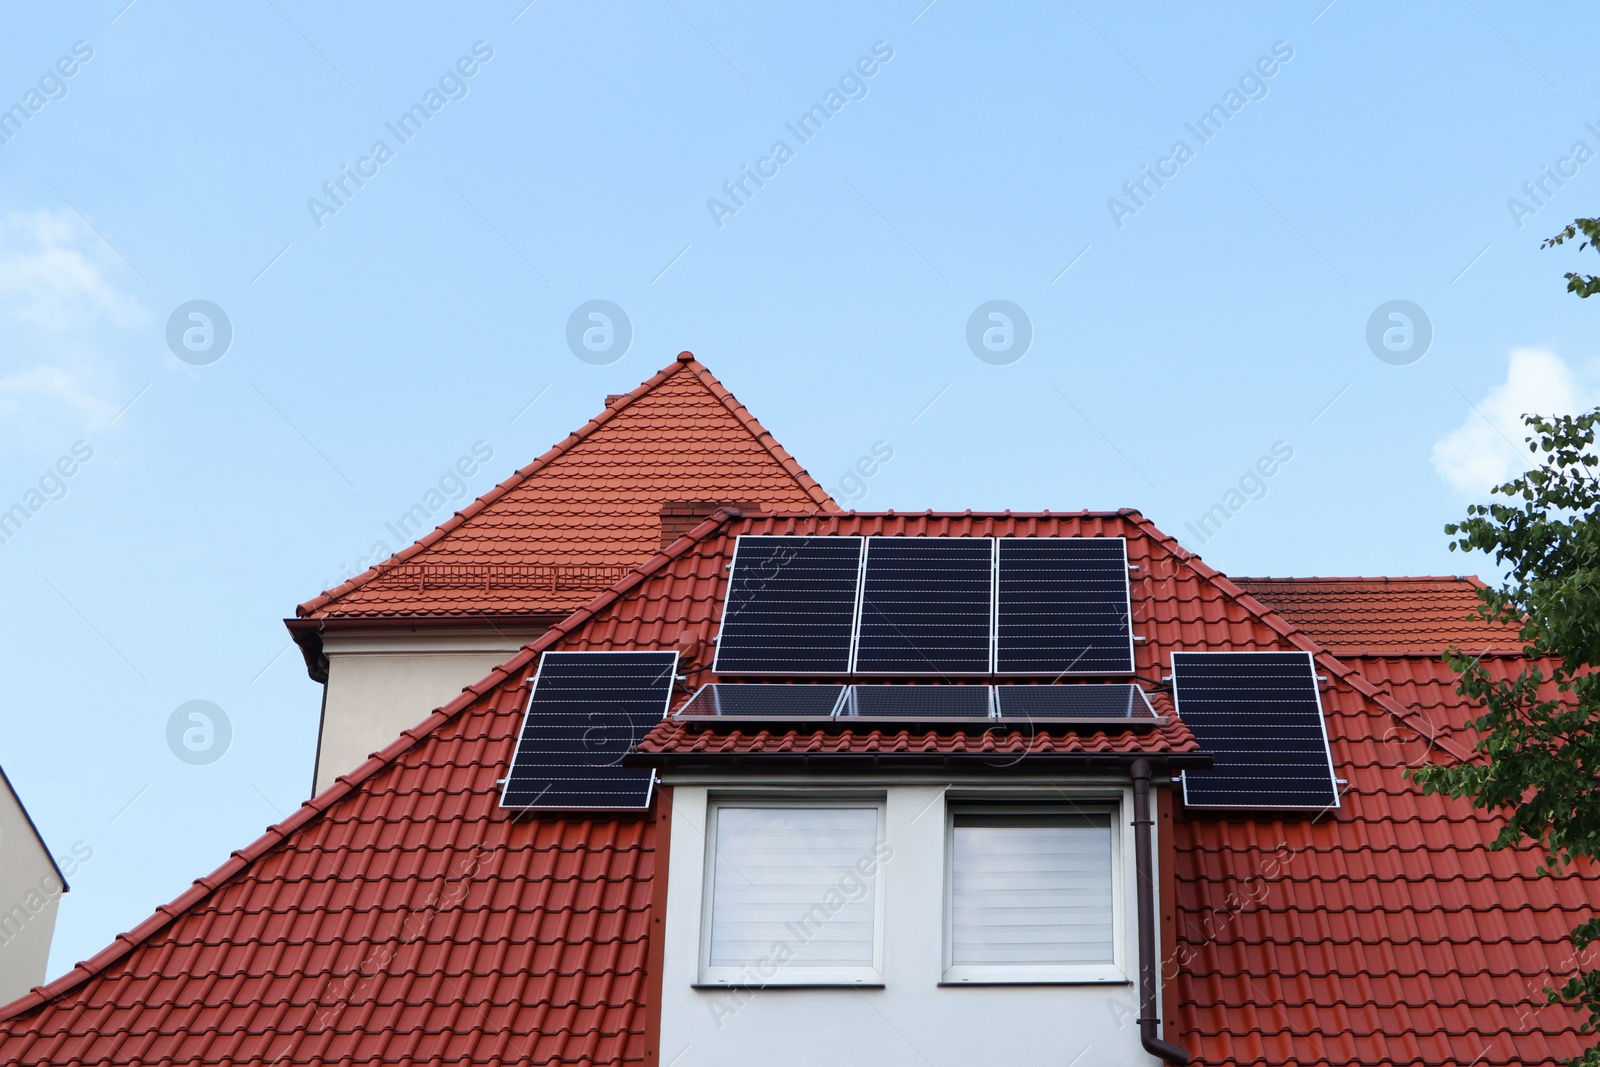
1337 647 1525 658
295 354 832 619
3 508 748 1023
750 509 1138 519
1232 575 1481 584
1127 516 1477 765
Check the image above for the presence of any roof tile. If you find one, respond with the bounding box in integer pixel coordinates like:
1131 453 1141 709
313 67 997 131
1235 575 1521 656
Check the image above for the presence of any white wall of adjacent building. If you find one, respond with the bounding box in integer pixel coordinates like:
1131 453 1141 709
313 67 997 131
312 628 543 796
658 772 1167 1067
0 774 66 1007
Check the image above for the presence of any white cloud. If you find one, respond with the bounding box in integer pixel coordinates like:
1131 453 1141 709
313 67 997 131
0 366 118 441
0 210 144 332
1431 348 1593 494
0 209 147 446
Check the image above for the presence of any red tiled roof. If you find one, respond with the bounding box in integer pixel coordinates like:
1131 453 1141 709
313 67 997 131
296 352 836 621
1166 572 1586 1065
1234 575 1521 656
9 501 1593 1067
1170 649 1588 1067
537 510 1600 1065
588 511 1585 1065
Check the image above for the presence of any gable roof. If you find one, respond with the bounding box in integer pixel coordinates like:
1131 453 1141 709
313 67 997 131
7 507 1593 1067
295 351 836 623
1234 575 1520 657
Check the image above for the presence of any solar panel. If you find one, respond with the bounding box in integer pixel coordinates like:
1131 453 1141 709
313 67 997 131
674 683 846 720
712 536 863 675
841 685 994 720
853 537 994 674
1170 651 1340 810
994 684 1157 721
995 538 1135 675
500 650 679 810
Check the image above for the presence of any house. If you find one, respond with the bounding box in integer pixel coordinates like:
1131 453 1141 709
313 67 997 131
0 765 69 1006
287 351 835 795
0 352 1586 1066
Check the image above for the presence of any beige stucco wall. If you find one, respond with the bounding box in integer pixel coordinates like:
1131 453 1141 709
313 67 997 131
0 776 62 1007
313 630 543 797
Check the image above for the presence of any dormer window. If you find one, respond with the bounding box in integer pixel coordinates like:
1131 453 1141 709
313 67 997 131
944 805 1124 984
698 798 888 987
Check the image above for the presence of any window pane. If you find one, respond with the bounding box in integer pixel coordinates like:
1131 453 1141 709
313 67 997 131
709 806 878 970
951 812 1114 966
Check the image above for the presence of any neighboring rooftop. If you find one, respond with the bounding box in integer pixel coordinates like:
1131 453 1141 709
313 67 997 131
295 352 837 623
1234 575 1522 656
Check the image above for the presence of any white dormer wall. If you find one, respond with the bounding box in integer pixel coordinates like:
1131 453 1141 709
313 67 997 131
312 627 544 796
658 771 1165 1067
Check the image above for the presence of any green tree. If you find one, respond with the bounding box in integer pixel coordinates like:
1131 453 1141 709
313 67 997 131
1413 410 1600 1061
1410 221 1600 1064
1544 218 1600 299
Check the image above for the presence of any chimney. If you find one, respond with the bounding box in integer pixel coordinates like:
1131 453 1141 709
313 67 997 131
659 501 761 547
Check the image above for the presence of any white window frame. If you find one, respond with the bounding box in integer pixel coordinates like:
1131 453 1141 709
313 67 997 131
942 800 1127 985
698 794 888 987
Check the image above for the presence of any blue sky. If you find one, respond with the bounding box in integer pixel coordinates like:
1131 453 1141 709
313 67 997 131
3 0 1599 980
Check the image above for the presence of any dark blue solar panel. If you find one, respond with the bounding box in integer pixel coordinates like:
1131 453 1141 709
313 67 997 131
712 536 863 674
841 685 994 720
995 538 1134 675
674 683 846 720
500 650 678 809
1171 651 1339 809
853 537 994 674
994 684 1155 720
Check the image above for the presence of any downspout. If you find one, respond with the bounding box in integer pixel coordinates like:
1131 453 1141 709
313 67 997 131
1132 758 1191 1065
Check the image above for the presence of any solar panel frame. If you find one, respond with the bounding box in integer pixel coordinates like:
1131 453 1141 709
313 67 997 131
500 649 679 811
851 536 997 676
993 683 1159 722
1170 650 1341 811
711 535 866 676
994 537 1136 676
673 683 848 721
